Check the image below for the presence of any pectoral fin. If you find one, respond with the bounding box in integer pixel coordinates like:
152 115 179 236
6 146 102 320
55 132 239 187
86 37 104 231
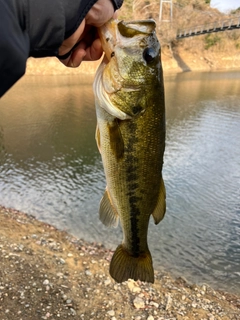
152 177 166 225
99 188 119 228
108 119 124 160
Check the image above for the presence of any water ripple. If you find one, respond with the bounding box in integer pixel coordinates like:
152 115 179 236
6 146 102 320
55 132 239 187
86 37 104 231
0 72 240 294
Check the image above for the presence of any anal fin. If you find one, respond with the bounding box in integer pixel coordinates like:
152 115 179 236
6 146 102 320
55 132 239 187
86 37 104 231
99 188 119 228
152 177 166 225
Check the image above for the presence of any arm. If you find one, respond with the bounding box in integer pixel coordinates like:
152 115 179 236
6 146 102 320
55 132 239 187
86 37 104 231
0 0 123 98
0 0 29 97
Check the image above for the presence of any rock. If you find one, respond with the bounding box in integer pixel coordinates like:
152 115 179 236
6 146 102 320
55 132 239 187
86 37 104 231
59 258 65 264
165 294 172 310
149 301 159 308
104 278 111 286
57 272 64 278
107 310 115 316
128 279 141 293
70 308 77 316
202 285 207 292
133 296 145 309
62 294 68 301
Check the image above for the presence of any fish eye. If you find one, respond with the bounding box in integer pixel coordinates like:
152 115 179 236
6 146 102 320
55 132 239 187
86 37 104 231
143 47 157 63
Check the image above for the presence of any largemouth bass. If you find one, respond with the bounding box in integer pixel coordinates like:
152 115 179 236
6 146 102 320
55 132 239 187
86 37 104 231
93 19 166 283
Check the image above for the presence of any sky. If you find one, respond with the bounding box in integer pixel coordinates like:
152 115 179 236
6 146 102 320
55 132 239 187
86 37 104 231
211 0 240 12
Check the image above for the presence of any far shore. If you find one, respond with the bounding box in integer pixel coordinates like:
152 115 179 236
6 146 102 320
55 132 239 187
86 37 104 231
25 54 240 77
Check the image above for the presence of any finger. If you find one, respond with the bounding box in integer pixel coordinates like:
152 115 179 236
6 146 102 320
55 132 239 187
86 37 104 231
83 38 103 61
58 19 86 56
59 48 86 68
113 11 118 19
70 48 87 67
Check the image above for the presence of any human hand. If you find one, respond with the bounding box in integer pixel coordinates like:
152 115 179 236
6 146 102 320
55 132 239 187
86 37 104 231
58 0 116 68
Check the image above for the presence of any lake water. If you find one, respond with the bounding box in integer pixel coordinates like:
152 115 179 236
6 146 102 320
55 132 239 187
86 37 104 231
0 71 239 294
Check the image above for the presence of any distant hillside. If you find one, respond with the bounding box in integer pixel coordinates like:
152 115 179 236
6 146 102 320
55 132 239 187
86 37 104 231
118 0 240 72
26 0 240 74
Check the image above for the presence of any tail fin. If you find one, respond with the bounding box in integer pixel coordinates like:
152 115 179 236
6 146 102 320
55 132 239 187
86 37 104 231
109 245 154 283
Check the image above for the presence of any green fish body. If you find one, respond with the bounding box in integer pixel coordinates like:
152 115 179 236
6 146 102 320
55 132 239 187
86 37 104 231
93 19 166 283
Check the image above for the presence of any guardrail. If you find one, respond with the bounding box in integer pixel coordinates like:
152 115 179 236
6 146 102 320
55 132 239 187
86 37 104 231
177 16 240 39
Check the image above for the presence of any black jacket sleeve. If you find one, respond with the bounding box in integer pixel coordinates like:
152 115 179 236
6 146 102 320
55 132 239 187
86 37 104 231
0 0 124 98
0 0 29 97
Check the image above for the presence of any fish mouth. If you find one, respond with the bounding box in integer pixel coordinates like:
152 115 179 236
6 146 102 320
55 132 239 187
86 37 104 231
98 19 156 62
98 19 118 62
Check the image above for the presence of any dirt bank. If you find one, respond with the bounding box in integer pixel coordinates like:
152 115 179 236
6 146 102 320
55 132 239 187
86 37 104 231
0 206 239 320
25 57 100 76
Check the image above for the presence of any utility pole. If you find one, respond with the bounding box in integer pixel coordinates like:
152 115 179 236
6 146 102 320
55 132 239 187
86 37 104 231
159 0 173 22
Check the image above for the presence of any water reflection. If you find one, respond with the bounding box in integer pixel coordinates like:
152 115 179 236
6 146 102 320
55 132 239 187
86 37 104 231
162 71 240 293
0 71 239 294
0 75 102 234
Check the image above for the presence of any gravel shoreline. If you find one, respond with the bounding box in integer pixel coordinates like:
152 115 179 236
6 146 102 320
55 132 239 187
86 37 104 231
0 206 239 320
